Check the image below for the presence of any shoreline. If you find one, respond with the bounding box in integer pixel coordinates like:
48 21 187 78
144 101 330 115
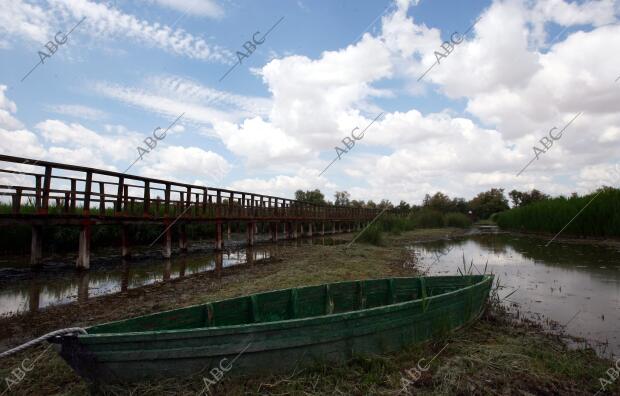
489 227 620 248
0 228 617 395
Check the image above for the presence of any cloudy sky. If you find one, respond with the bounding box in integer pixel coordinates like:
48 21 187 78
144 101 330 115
1 0 620 205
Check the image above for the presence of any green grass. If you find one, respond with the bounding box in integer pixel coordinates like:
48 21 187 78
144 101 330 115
0 229 616 395
444 212 472 228
410 209 446 228
355 212 474 247
496 187 620 237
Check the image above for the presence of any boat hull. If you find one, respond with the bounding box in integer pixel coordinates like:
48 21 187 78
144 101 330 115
56 275 493 383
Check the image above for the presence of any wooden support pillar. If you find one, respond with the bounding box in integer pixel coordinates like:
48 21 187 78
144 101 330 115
332 222 337 234
215 221 223 250
179 258 187 278
77 272 90 302
121 225 131 258
246 247 254 266
284 222 290 239
292 222 298 239
227 222 231 240
247 221 255 246
30 225 43 267
76 222 91 270
28 283 41 313
271 222 279 242
308 223 313 237
121 260 129 292
215 251 223 278
163 259 172 281
179 223 188 252
321 222 325 236
162 223 172 258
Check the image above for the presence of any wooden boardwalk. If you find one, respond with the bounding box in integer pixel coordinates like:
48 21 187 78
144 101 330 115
0 155 381 269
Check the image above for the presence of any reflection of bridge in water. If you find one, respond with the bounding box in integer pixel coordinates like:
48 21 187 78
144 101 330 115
0 155 381 269
6 237 343 316
9 238 342 316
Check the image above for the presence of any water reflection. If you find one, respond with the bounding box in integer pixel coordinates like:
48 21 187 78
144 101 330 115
1 249 267 316
0 237 343 317
408 234 620 358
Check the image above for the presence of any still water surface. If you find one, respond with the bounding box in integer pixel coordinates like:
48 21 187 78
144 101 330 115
408 231 620 358
0 237 339 317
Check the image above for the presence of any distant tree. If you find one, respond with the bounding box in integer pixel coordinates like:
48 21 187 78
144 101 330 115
469 188 509 219
451 197 468 213
378 199 393 209
366 200 377 209
423 192 453 213
508 189 550 207
396 200 411 212
334 191 351 206
294 190 306 202
350 199 366 208
294 189 326 205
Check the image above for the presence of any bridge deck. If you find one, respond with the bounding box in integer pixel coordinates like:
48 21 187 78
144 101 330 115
0 155 379 269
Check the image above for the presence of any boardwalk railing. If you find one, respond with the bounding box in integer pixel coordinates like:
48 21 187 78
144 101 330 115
0 155 383 268
0 155 378 222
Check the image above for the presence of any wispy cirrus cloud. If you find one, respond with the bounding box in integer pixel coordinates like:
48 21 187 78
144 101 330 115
0 0 232 63
45 104 107 121
92 75 271 126
143 0 224 19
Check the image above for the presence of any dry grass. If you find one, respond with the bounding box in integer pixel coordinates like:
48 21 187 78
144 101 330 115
0 228 617 395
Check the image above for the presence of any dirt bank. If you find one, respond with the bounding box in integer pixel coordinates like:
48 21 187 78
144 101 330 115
0 228 616 395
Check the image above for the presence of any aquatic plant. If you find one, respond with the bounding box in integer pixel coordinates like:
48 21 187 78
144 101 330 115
496 187 620 237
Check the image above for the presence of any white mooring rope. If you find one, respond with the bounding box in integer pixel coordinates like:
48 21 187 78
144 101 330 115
0 328 87 359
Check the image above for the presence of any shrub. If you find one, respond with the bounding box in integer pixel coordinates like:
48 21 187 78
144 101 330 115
444 212 472 228
377 215 416 235
356 224 384 246
410 209 445 228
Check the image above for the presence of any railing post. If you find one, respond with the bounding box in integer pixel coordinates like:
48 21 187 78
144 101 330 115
99 182 105 215
202 188 208 217
83 171 92 215
216 190 222 217
116 176 124 215
242 193 246 219
12 187 22 214
228 192 233 217
164 183 171 217
38 165 52 215
123 185 129 214
143 180 150 217
186 186 191 216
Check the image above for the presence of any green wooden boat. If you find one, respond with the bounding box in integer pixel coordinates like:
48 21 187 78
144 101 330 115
53 275 493 383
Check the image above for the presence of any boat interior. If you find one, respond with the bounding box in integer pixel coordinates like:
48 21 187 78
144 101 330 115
87 275 487 334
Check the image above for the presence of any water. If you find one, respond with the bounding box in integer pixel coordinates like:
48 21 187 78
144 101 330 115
407 231 620 358
0 236 342 317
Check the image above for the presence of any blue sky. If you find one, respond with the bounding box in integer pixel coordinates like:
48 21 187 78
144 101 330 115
1 0 620 205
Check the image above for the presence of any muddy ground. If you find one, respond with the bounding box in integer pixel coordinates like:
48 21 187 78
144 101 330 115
0 228 618 395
